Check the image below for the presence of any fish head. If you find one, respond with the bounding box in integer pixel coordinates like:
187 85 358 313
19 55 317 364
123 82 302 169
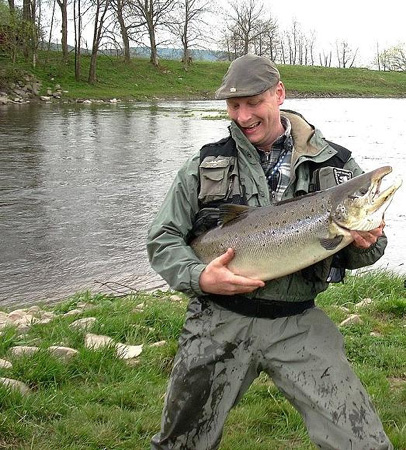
331 166 402 231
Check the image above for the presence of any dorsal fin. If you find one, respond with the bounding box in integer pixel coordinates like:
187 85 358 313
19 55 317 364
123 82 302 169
218 204 254 226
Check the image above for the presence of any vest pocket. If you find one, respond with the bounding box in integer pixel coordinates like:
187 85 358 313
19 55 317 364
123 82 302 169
198 156 234 203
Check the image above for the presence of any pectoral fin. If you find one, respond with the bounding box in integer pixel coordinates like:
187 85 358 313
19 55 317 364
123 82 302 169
218 204 255 225
319 235 344 250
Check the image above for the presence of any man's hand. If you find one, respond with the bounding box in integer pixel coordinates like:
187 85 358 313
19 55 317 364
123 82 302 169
199 248 265 295
350 220 385 249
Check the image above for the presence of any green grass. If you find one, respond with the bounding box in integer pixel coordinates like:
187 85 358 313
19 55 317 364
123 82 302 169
1 51 406 100
0 271 405 449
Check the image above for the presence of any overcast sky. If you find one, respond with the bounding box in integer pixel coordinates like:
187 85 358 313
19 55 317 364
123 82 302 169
264 0 406 65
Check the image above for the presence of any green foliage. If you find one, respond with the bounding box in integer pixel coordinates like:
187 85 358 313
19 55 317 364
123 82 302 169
0 273 405 449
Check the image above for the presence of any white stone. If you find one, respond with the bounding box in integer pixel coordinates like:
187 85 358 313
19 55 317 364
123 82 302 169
116 343 143 359
169 295 183 302
339 314 363 327
9 346 40 357
69 317 97 331
0 377 30 395
0 358 12 369
8 309 27 320
85 333 114 350
49 346 79 360
355 298 373 309
64 309 83 316
150 340 167 348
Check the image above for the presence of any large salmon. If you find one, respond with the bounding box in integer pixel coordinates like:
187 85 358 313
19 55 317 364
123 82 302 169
191 166 402 280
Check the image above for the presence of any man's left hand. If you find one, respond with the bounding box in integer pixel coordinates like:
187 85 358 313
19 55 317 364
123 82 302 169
350 220 385 249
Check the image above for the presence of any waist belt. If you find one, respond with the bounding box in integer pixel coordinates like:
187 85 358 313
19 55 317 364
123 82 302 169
205 294 315 319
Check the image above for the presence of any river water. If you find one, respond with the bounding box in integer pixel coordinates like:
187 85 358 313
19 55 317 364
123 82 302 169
0 98 405 307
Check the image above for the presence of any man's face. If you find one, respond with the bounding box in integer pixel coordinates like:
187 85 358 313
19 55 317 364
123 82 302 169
226 82 286 150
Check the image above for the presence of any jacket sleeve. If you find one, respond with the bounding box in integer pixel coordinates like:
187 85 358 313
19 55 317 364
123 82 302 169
339 157 388 269
146 155 207 296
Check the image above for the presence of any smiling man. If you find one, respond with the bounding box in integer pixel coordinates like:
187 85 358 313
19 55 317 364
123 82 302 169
147 54 391 449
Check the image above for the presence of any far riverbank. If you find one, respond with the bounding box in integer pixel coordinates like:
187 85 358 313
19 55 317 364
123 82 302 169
1 53 406 105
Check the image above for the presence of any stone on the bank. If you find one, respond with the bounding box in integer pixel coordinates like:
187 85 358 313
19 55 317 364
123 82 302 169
339 314 363 327
9 346 40 357
169 295 183 302
85 333 114 350
150 340 166 348
116 343 143 360
64 309 84 316
0 312 13 330
134 302 146 312
0 358 12 369
69 317 97 331
49 346 79 361
0 377 30 395
355 298 373 309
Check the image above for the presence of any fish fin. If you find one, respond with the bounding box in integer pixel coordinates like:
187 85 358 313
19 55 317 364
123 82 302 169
319 235 344 250
218 204 254 225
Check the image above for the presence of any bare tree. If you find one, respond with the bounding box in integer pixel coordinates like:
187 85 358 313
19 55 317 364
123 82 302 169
54 0 68 59
73 0 82 80
377 44 406 71
129 0 176 66
168 0 212 70
224 0 264 57
336 39 358 68
252 17 279 60
22 0 39 65
319 49 332 67
109 0 144 62
88 0 112 83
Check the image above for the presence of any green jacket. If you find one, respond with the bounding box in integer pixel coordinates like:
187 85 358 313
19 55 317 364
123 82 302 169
146 111 387 301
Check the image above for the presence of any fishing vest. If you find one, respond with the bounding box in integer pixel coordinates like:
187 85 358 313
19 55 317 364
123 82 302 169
193 134 353 283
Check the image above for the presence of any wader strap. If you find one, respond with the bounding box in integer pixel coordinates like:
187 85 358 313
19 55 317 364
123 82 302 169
202 295 315 319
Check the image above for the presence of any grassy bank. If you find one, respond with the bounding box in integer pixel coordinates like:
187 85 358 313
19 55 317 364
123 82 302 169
1 52 406 100
0 270 405 449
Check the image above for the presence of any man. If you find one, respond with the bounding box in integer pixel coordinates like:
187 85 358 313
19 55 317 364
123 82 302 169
147 54 392 449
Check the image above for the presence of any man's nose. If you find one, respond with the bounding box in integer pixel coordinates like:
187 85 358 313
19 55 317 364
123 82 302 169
237 105 252 124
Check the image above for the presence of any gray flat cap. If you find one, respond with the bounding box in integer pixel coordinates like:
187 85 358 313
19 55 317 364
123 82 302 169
215 54 280 100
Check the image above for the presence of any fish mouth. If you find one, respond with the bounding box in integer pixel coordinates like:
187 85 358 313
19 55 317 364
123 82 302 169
333 166 402 231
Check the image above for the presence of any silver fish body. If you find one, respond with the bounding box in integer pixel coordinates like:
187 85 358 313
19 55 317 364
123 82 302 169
191 166 402 281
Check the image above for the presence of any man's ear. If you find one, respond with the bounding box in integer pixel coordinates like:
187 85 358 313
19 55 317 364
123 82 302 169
275 81 286 105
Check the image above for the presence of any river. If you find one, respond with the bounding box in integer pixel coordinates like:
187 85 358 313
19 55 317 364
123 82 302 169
0 98 405 307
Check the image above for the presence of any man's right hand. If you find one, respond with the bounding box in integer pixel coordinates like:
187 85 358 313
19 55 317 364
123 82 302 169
198 248 265 295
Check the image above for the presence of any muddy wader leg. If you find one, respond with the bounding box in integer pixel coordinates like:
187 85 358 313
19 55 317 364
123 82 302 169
261 308 392 450
150 298 259 450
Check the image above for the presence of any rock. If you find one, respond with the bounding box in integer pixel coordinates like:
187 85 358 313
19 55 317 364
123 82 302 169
0 359 12 369
8 309 27 321
370 331 383 337
150 340 166 348
116 343 143 359
0 378 30 395
64 309 83 316
0 312 13 330
84 333 114 350
9 346 40 357
49 346 79 361
339 314 363 327
134 302 146 312
169 295 183 302
69 317 97 331
0 96 8 104
355 298 373 309
40 96 51 101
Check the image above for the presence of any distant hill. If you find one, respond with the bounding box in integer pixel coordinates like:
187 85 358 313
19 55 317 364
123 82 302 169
44 42 228 61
